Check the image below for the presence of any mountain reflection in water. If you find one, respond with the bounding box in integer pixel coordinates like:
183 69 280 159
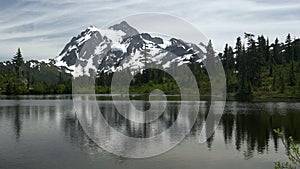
0 99 299 169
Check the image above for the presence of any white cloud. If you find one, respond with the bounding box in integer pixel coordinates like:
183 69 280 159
0 0 300 61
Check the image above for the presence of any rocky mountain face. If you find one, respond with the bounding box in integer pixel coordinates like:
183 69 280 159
53 21 208 77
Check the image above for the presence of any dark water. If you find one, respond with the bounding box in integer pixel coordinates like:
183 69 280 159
0 97 299 169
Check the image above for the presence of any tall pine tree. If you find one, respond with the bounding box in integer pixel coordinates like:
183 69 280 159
12 48 24 78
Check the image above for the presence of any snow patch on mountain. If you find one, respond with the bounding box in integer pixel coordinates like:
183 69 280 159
53 21 208 77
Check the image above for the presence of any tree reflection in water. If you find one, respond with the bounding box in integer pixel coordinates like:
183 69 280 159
0 100 299 160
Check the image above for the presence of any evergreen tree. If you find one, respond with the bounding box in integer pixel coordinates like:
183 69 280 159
235 37 243 74
206 40 216 61
235 37 252 100
222 44 235 72
12 48 24 78
285 34 293 63
246 34 262 86
221 44 229 69
272 38 284 64
257 35 268 65
266 38 274 77
221 44 236 92
205 40 217 75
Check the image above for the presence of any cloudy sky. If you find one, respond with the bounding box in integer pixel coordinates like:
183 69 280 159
0 0 300 61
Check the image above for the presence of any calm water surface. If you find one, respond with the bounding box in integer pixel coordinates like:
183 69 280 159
0 96 299 169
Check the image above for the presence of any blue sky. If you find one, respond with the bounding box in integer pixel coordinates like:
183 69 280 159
0 0 300 61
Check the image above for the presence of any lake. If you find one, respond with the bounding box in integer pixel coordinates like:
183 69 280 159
0 95 299 169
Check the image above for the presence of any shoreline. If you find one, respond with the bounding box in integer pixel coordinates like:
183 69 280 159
1 93 300 102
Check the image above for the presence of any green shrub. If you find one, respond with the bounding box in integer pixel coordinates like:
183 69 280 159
274 129 300 169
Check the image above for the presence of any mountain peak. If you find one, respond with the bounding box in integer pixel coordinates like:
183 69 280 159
86 25 98 32
54 22 208 76
109 21 139 38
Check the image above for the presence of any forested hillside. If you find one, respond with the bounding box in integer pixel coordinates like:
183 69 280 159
222 33 300 100
0 49 72 95
96 33 300 100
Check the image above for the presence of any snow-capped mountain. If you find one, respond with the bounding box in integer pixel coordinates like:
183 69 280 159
54 21 208 77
